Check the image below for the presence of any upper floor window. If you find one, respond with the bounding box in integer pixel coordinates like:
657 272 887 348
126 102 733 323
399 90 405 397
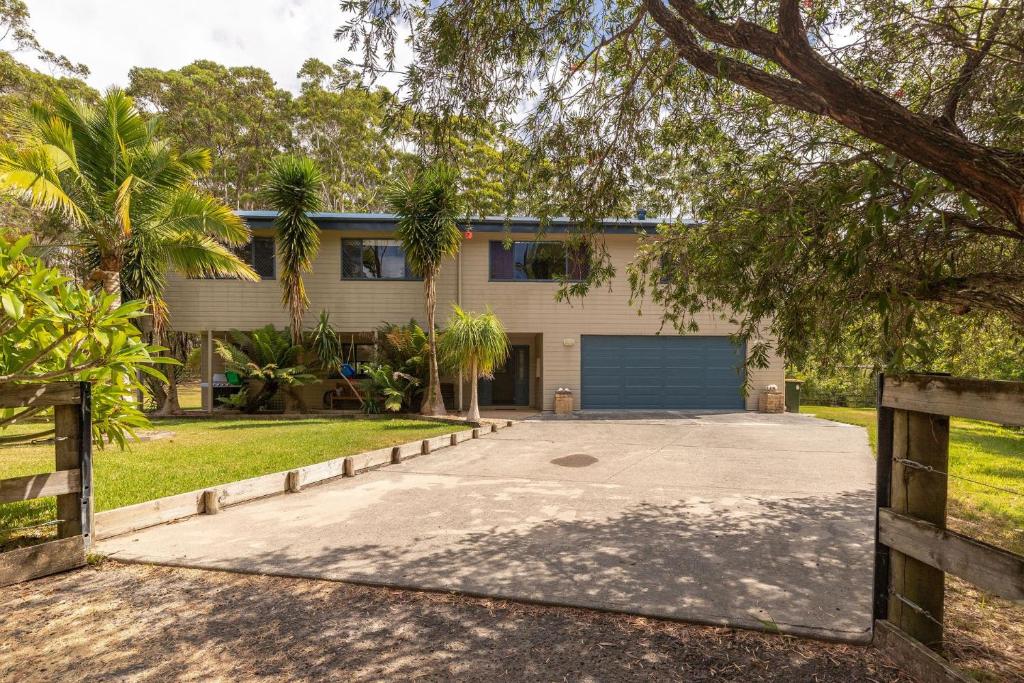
489 240 590 281
203 236 275 280
237 237 276 280
342 239 418 280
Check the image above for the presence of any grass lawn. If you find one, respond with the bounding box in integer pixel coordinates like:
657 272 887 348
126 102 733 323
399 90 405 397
801 405 1024 553
177 382 202 410
803 405 1024 680
1 416 457 548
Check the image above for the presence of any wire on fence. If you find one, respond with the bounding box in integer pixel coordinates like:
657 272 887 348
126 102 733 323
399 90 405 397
894 457 1024 498
889 589 944 628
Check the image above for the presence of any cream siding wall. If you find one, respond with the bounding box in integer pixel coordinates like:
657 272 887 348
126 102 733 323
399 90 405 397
165 229 784 411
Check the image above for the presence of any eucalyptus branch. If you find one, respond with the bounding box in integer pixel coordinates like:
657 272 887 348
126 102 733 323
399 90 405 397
940 1 1010 128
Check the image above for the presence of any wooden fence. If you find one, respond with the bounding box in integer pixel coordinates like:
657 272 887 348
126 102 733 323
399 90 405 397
0 381 92 587
874 374 1024 681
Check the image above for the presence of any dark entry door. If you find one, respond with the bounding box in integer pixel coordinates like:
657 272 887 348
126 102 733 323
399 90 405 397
480 345 530 406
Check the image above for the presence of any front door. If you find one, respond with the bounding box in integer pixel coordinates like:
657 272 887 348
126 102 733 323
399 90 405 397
479 345 530 406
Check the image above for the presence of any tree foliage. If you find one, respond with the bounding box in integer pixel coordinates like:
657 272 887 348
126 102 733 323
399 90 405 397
387 163 464 415
128 61 295 209
439 305 510 421
0 88 257 307
263 154 324 344
215 325 315 413
339 0 1024 372
0 235 170 447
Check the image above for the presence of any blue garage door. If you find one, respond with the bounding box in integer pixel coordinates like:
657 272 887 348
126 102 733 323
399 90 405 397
581 336 745 409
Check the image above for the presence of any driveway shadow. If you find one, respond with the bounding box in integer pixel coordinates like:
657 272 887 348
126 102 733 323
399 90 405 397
136 486 875 641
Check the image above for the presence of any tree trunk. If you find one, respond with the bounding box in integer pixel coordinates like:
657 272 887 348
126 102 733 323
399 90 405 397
467 358 480 422
421 270 447 416
98 254 122 306
155 359 183 416
152 327 184 417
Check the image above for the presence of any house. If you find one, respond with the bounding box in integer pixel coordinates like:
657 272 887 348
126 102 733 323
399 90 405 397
167 212 785 412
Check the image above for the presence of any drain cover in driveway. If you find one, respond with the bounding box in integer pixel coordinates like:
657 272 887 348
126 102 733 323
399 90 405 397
550 453 598 467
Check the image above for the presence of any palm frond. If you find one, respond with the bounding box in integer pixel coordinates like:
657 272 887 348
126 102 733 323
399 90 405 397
439 305 510 376
263 155 325 343
160 190 250 246
161 232 258 281
387 162 464 275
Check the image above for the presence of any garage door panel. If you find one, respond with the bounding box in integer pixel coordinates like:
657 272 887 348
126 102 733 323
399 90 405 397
581 336 745 410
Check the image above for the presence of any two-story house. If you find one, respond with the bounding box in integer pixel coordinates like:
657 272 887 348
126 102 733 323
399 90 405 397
168 211 784 413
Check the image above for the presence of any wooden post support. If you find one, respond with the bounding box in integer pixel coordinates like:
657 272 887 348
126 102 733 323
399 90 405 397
472 428 480 439
53 403 82 539
889 408 949 652
78 382 92 547
874 373 894 622
203 489 221 514
342 457 355 477
450 433 458 446
506 420 513 427
286 470 302 493
421 439 430 455
391 446 402 464
490 423 498 433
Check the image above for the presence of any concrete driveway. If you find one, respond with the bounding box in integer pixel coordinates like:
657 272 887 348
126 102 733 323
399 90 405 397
99 412 876 642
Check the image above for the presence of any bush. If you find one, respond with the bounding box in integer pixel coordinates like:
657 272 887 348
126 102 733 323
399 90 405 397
0 235 171 447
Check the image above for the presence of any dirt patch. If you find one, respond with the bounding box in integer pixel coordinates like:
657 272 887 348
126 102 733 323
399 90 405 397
945 577 1024 682
0 562 910 682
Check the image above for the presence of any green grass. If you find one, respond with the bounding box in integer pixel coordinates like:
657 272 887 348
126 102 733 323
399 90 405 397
177 382 202 410
802 405 1024 553
1 417 457 548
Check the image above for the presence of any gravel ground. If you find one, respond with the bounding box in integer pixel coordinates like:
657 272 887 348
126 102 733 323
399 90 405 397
0 562 911 682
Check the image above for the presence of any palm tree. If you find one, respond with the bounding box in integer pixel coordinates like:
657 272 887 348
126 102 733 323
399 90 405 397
386 163 464 416
0 88 256 415
263 155 324 345
0 88 257 303
439 305 510 422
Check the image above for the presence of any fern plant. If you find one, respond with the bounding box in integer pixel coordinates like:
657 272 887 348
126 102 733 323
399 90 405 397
215 325 315 413
360 363 420 413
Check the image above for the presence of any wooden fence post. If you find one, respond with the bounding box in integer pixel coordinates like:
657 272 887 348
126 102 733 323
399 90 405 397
53 400 82 540
874 373 894 623
77 382 93 547
889 407 950 651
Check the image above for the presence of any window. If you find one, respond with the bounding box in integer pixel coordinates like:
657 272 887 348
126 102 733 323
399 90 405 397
209 237 275 280
489 240 591 281
341 239 418 280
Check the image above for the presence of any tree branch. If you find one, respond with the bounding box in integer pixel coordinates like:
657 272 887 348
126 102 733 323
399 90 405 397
643 0 828 115
643 0 1024 229
939 1 1010 129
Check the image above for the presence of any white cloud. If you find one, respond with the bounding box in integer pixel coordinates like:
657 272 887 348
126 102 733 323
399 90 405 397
20 0 405 93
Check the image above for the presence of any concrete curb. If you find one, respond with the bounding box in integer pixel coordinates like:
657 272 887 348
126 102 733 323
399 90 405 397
94 420 514 541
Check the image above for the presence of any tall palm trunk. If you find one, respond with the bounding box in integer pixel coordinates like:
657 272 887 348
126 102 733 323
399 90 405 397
421 270 446 415
467 357 480 422
92 253 123 306
287 276 304 345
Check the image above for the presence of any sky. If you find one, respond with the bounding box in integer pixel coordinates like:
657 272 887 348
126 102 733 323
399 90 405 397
21 0 399 93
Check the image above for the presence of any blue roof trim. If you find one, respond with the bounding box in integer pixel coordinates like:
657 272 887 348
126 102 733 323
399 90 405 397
237 210 690 235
